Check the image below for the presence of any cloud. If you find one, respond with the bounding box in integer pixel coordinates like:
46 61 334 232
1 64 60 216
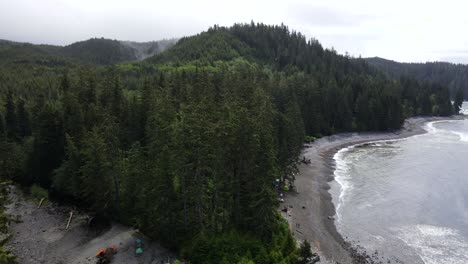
0 0 468 63
287 4 376 27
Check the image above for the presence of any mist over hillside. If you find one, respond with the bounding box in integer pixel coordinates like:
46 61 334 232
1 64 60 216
120 39 177 60
0 37 177 65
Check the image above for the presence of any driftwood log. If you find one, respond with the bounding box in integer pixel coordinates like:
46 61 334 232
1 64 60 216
66 211 74 230
37 198 45 209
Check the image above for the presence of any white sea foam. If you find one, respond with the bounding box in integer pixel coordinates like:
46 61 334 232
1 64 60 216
333 146 353 224
452 131 468 142
423 120 455 134
333 139 403 224
333 120 464 221
424 121 439 133
425 120 468 142
332 119 468 263
396 225 468 264
417 225 457 237
424 120 459 133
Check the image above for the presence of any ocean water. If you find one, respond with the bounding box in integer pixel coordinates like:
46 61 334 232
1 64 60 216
331 107 468 263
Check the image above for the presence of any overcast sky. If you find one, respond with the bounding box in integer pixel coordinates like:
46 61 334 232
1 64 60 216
1 0 468 63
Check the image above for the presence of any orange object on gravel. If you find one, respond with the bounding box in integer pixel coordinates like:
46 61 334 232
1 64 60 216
96 249 105 256
96 246 117 256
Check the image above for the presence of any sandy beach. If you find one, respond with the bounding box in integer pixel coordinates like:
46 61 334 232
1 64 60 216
282 116 464 263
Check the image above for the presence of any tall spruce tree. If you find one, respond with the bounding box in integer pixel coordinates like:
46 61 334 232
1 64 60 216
455 88 464 113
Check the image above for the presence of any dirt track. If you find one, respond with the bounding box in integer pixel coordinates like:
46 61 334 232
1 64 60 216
5 185 175 264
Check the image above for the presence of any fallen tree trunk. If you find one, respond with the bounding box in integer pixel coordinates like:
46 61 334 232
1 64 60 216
37 198 45 209
66 211 74 230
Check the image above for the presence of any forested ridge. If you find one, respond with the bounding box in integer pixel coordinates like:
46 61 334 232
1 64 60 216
367 56 468 100
0 38 176 66
0 23 456 263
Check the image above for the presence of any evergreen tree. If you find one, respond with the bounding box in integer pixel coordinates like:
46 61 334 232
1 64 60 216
0 113 5 140
60 72 70 93
4 91 18 140
79 127 114 213
297 240 313 264
53 134 82 198
62 92 84 139
30 103 65 187
0 22 457 264
119 142 146 224
16 98 31 138
455 88 464 114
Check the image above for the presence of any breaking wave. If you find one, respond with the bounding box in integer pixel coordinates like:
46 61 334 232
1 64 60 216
425 120 468 142
396 225 468 264
333 146 354 224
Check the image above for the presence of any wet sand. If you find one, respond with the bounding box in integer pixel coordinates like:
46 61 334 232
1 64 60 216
282 116 463 263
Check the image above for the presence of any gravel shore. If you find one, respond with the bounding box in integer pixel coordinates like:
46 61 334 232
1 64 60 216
5 185 175 264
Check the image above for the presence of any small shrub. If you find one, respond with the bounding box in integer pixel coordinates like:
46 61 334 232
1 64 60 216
304 136 317 143
0 248 17 264
30 184 48 201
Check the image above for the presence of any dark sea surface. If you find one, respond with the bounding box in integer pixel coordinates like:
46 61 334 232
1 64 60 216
331 105 468 263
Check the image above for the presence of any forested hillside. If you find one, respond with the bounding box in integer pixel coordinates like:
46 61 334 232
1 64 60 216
367 57 468 99
0 23 455 263
0 38 176 65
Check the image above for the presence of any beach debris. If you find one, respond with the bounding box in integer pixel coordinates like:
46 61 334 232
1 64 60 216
281 207 288 213
327 216 334 220
301 157 311 164
37 198 45 209
302 205 306 209
96 246 117 264
309 253 320 263
66 211 74 230
135 238 143 256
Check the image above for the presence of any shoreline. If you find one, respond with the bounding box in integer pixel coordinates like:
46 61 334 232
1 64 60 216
283 116 465 263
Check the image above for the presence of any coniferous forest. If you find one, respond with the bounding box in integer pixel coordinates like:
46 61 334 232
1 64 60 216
367 57 468 100
0 23 456 263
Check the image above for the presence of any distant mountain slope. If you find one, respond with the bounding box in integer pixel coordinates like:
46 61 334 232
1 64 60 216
147 23 378 79
0 38 176 65
62 38 137 65
0 40 68 66
367 57 468 98
146 23 453 132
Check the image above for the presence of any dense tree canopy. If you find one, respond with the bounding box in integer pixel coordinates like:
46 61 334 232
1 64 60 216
367 57 468 100
0 23 455 263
